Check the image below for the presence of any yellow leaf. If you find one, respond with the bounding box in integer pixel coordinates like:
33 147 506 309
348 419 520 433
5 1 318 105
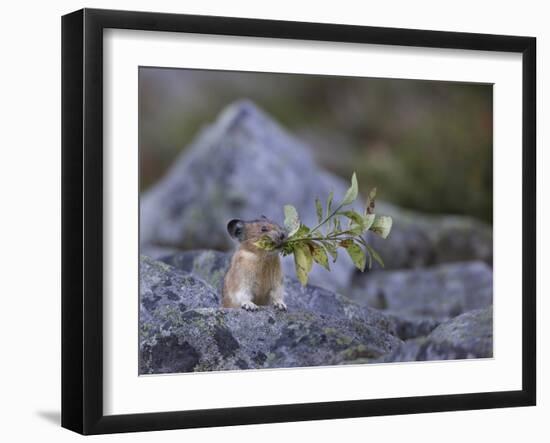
293 243 312 285
310 242 330 271
345 242 366 271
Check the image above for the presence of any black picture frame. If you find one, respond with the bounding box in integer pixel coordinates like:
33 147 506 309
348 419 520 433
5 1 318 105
61 8 536 435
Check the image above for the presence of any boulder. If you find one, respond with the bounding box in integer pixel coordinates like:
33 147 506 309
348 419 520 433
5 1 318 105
139 255 402 373
159 249 231 293
365 206 493 269
140 100 492 291
428 307 493 357
139 255 219 325
140 307 403 373
158 250 397 335
351 261 493 321
377 307 493 362
374 339 483 362
387 316 442 341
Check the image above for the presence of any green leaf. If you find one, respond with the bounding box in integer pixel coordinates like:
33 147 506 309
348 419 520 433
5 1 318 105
281 242 295 256
365 187 377 215
338 210 363 226
344 241 366 271
253 235 277 251
310 242 330 271
291 224 310 239
322 240 338 262
348 224 364 235
369 216 393 239
341 172 358 205
363 213 375 231
326 191 334 216
339 210 375 233
365 243 385 268
315 197 323 224
365 245 373 269
293 243 312 286
284 205 300 237
278 175 391 279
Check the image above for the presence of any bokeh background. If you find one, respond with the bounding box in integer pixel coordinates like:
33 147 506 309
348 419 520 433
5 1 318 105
139 68 493 223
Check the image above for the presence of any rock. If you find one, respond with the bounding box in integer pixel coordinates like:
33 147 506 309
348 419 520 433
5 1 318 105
158 250 397 335
159 249 231 292
351 261 493 322
374 339 482 362
365 205 493 269
377 307 493 362
139 255 220 321
140 307 402 373
140 100 492 291
387 316 441 341
139 255 402 373
428 307 493 357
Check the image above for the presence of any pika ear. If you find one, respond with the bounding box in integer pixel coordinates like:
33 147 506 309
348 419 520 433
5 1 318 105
227 219 245 241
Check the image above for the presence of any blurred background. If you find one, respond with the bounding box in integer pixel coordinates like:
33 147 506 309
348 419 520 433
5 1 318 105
139 68 492 223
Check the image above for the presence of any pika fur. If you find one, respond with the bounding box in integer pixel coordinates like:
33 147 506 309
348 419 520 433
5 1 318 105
222 217 287 311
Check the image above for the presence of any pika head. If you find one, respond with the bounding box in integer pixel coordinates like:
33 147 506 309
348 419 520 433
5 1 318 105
227 217 287 253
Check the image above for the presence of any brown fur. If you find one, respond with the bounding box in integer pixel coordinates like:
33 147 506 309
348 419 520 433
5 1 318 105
222 219 287 311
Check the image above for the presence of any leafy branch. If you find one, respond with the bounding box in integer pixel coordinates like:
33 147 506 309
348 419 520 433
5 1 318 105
255 173 393 285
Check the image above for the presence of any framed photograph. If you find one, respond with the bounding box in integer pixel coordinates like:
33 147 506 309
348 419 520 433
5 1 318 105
61 8 536 435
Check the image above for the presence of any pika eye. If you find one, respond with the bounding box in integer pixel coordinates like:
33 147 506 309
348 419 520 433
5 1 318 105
261 226 268 232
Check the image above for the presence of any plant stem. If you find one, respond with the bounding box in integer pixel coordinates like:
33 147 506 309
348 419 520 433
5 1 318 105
309 203 345 234
283 230 355 245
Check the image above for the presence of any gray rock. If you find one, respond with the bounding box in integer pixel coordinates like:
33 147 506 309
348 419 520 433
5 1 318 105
140 255 220 319
387 315 441 341
140 307 402 373
365 206 493 270
157 249 397 335
428 307 493 357
140 100 492 291
377 307 493 362
159 249 231 292
374 338 482 362
351 261 493 322
139 255 402 373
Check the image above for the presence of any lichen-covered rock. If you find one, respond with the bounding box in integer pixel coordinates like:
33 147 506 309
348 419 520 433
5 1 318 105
140 100 492 291
140 255 219 323
377 307 493 362
139 255 402 373
140 307 402 373
158 250 397 335
159 249 231 292
351 261 493 322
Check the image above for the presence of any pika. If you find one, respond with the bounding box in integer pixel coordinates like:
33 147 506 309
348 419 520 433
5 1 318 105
222 217 287 311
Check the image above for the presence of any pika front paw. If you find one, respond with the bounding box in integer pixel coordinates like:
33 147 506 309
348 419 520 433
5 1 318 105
241 301 259 311
273 301 287 311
